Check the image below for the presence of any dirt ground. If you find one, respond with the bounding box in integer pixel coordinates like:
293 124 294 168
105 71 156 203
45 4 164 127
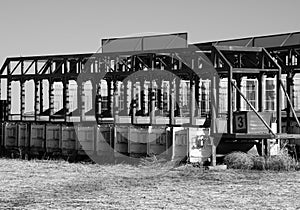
0 158 299 209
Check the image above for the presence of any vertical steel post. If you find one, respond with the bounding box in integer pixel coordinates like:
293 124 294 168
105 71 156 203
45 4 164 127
190 78 195 125
228 67 233 134
90 80 96 119
39 80 43 115
124 80 128 115
77 81 82 122
20 61 24 121
34 79 39 122
150 80 156 124
96 83 101 118
63 80 68 122
258 74 263 112
132 81 137 123
236 76 242 111
7 74 11 119
34 61 39 122
20 80 25 121
286 72 294 133
170 79 175 124
175 78 180 117
211 74 217 134
141 80 145 115
157 80 162 115
107 79 112 117
195 78 200 116
277 70 282 134
113 80 119 117
49 79 54 121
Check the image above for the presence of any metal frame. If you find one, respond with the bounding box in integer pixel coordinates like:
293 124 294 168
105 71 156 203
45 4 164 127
0 31 300 139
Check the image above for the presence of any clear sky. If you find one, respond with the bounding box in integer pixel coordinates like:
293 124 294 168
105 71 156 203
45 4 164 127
1 0 300 66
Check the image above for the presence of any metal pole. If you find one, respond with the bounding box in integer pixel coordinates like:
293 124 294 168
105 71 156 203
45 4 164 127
258 74 263 112
228 68 233 133
211 74 217 134
277 71 282 134
190 79 195 125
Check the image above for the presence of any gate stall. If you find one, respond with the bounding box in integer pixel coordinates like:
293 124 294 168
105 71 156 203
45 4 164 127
46 124 62 154
4 123 18 153
30 124 46 156
128 126 148 156
114 126 128 157
96 125 114 160
17 123 29 156
61 125 77 156
147 127 170 157
77 125 95 156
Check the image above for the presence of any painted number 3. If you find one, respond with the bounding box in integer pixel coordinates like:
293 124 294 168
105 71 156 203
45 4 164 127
237 116 244 128
235 116 247 130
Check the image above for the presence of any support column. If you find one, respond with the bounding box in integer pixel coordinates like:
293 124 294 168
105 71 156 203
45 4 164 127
170 79 175 124
63 80 69 122
49 62 54 121
141 80 145 115
277 72 282 134
286 73 294 133
236 76 242 111
91 80 96 117
96 83 102 118
258 74 263 112
107 79 112 117
190 78 195 124
7 80 11 119
113 80 119 117
216 76 220 118
6 62 11 119
20 61 25 121
34 79 40 121
124 81 129 115
81 82 88 121
150 80 156 124
20 80 25 121
195 78 200 116
228 68 233 134
211 139 217 166
175 78 180 117
39 80 43 115
77 81 83 121
49 80 54 120
157 80 163 115
211 74 217 134
201 81 209 117
131 81 137 123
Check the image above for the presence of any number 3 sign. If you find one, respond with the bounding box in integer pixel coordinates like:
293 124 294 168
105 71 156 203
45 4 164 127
234 113 247 132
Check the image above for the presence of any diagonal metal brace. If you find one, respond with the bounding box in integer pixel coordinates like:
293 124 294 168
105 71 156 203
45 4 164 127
231 80 276 137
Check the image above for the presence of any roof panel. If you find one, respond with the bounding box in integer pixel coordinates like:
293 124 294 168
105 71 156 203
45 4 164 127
101 33 187 53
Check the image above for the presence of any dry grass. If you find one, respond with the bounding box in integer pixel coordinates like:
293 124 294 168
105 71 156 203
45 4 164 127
225 151 299 171
224 152 254 170
0 158 300 209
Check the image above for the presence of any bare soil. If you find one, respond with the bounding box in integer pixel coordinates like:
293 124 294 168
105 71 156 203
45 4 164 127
0 158 299 209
